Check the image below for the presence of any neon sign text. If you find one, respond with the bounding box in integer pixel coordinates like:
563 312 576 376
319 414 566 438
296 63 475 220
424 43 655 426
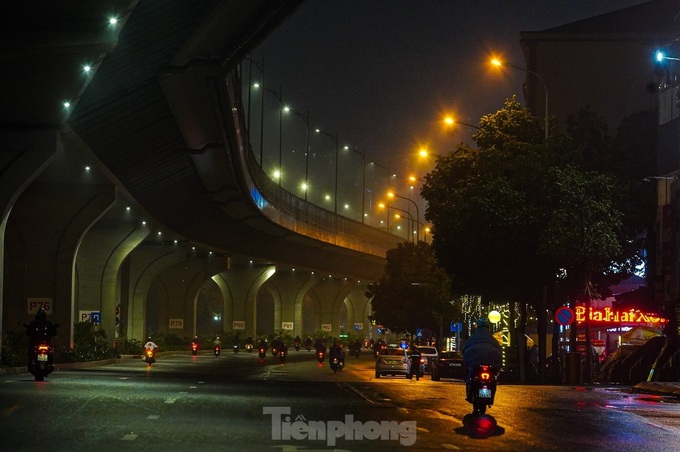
574 306 667 325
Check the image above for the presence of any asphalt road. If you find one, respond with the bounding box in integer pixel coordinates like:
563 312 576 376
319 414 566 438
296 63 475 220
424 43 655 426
1 349 679 451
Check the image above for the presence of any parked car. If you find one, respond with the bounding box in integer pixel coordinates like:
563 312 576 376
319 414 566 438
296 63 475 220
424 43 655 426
375 348 411 378
431 350 466 381
415 346 439 374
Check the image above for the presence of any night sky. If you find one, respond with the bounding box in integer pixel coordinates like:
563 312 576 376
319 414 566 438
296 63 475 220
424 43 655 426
244 0 648 225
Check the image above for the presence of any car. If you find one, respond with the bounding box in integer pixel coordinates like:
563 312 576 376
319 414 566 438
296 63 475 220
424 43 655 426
431 350 467 381
375 348 411 378
415 346 439 374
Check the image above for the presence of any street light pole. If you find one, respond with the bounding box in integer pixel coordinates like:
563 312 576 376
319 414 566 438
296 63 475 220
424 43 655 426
286 108 310 200
246 55 265 165
346 146 367 223
315 129 339 213
386 204 420 243
264 85 283 186
491 59 549 141
388 191 420 242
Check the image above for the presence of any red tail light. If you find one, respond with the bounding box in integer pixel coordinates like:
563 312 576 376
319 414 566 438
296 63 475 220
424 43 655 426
480 372 490 380
37 345 49 353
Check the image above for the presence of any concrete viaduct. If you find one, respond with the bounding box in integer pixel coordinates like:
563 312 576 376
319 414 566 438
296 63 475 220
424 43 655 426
0 1 395 349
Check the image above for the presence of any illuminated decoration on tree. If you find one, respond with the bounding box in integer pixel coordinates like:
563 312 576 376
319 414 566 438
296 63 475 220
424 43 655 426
574 306 667 325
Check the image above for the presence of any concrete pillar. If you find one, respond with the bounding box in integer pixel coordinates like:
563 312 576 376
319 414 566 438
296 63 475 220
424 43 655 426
125 239 186 341
0 129 61 348
213 262 275 339
75 201 149 343
148 254 227 339
343 282 372 339
5 180 115 348
307 277 357 338
262 268 318 337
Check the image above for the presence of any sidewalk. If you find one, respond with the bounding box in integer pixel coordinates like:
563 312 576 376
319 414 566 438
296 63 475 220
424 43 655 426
632 381 680 396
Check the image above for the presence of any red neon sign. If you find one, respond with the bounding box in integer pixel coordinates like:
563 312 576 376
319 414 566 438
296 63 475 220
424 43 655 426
574 306 667 325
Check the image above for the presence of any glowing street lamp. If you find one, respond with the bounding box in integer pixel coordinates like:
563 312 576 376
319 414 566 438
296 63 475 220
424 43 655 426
491 58 549 141
387 191 420 242
444 116 480 131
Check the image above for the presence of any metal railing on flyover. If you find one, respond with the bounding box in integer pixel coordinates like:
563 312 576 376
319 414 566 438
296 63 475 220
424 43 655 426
225 69 399 257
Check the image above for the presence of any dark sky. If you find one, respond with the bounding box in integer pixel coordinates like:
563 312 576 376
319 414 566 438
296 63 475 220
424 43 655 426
246 0 648 223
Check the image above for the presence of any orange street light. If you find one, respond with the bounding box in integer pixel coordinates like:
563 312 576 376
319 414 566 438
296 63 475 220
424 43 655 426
443 115 480 131
490 57 548 141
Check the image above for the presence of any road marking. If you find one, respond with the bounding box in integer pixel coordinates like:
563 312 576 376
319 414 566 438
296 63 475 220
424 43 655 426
165 398 176 404
189 386 197 389
397 407 408 414
147 415 159 419
441 444 461 450
121 434 137 441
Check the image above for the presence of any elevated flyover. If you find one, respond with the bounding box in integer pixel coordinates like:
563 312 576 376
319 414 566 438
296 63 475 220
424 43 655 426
66 0 390 281
0 1 395 345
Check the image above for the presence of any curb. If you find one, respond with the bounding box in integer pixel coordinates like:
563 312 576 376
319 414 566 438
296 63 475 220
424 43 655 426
632 381 680 397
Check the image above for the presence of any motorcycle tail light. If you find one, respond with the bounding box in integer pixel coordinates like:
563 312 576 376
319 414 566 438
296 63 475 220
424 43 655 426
480 371 490 380
37 345 49 353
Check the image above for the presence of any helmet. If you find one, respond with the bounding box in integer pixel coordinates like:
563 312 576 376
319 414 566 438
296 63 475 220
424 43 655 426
35 308 47 321
147 337 152 341
216 336 220 340
475 318 490 329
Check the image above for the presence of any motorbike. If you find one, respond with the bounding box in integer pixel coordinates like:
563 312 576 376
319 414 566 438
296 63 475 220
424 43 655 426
294 340 301 351
144 348 156 366
330 356 344 373
467 365 497 415
214 345 221 357
191 342 199 356
351 346 361 358
279 348 288 364
258 346 267 361
271 346 279 357
28 341 54 381
233 344 239 354
316 350 325 364
245 343 253 353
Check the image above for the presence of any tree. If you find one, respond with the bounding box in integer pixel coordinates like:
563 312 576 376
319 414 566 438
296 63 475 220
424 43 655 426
365 242 455 338
421 97 654 382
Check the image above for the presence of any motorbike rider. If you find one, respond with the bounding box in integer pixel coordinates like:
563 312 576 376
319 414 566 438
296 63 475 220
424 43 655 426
304 336 313 351
245 336 254 348
294 335 301 348
213 336 222 347
463 318 503 401
25 307 58 362
191 335 200 350
144 337 159 353
233 335 240 350
315 338 327 355
258 337 268 351
329 341 345 365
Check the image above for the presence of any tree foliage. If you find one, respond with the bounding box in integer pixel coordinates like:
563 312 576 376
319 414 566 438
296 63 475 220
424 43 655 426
365 241 455 334
421 97 656 305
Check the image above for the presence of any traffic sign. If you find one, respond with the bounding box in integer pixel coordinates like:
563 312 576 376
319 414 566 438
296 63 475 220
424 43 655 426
555 306 575 325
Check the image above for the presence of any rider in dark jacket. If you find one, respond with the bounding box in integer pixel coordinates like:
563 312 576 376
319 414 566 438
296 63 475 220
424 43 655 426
463 318 503 399
25 308 58 348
